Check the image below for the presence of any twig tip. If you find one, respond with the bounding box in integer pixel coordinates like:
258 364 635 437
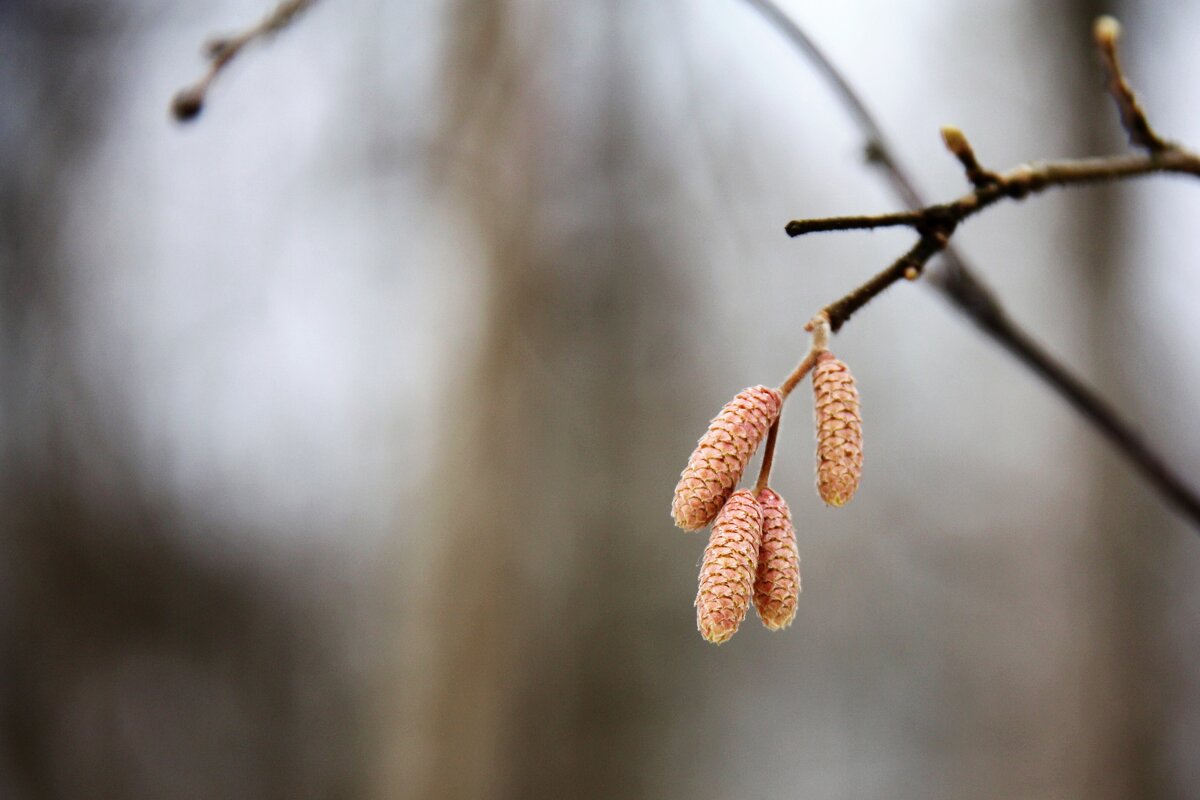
170 87 205 122
940 125 967 154
1094 15 1121 47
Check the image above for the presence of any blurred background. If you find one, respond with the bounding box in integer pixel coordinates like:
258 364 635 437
2 0 1199 797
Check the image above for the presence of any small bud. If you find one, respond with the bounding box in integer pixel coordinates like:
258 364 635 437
696 490 763 644
1094 15 1121 48
754 488 800 630
903 266 920 281
672 385 783 531
171 87 205 122
940 125 969 157
812 351 863 507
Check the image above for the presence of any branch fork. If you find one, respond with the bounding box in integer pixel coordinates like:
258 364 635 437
758 9 1200 527
783 21 1200 337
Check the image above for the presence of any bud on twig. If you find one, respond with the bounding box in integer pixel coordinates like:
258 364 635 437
812 352 862 506
672 386 782 531
754 488 800 630
171 87 206 121
696 490 763 644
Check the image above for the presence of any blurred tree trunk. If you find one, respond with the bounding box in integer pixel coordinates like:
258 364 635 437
1063 0 1175 797
0 5 365 798
387 2 704 798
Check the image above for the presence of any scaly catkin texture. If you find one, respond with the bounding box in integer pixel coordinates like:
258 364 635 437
754 488 800 630
812 351 862 506
671 386 782 531
696 489 763 644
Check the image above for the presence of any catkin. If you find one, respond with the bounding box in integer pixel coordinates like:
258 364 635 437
696 489 763 644
671 386 782 531
754 488 800 630
812 351 862 506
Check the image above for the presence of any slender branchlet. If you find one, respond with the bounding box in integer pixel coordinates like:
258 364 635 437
940 126 1001 188
752 421 781 496
1094 15 1170 153
779 314 830 398
752 315 832 494
791 147 1200 331
746 2 1200 528
171 0 320 122
785 211 924 237
781 32 1200 330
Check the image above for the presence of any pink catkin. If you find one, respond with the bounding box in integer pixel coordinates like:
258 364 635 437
696 489 763 644
812 352 862 507
754 488 800 630
671 386 782 531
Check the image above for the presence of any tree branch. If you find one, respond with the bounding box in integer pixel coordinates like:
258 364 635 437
744 0 1200 530
784 210 925 237
793 143 1200 331
756 316 831 493
171 0 319 122
1094 16 1170 153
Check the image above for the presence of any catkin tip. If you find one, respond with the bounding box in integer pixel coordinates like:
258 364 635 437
696 489 763 644
754 487 800 631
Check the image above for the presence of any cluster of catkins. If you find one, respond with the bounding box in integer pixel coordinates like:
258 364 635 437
671 351 862 644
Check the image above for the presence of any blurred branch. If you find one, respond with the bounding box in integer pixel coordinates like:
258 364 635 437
745 0 1200 530
1094 16 1170 153
171 0 319 122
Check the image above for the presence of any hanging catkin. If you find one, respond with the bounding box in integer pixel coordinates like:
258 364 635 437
695 489 763 644
812 352 862 506
754 487 800 630
671 386 782 531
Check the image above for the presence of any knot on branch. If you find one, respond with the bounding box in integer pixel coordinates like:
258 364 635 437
170 0 319 123
914 205 957 240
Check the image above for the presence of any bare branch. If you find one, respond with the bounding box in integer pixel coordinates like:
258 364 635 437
940 126 1001 188
171 0 319 122
1094 15 1170 153
743 0 1200 530
793 147 1200 330
784 210 925 237
755 314 832 493
778 315 830 398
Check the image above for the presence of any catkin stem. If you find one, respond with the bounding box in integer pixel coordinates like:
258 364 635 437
753 421 780 494
778 314 831 398
758 315 834 491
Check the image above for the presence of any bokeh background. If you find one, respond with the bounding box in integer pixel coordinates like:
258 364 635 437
3 1 1199 798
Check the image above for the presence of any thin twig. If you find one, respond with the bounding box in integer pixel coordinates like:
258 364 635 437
743 0 1200 530
171 0 319 122
1094 16 1170 153
757 316 831 492
754 421 781 494
785 211 925 237
778 314 829 398
940 126 1001 188
790 148 1200 241
793 145 1200 330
